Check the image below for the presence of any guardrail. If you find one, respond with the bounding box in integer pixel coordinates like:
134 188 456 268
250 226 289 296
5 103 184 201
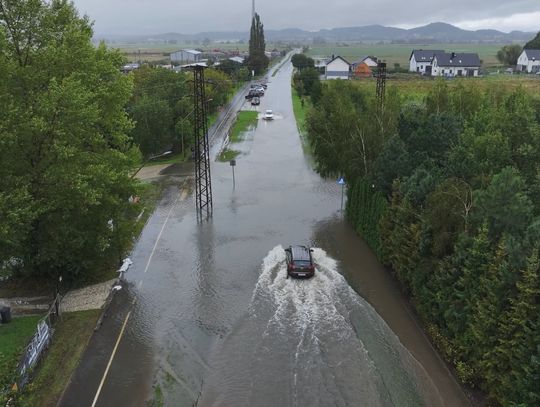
15 294 61 390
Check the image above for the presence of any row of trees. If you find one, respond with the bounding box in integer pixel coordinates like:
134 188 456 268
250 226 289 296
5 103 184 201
0 0 138 282
0 0 236 283
128 67 232 158
305 78 540 405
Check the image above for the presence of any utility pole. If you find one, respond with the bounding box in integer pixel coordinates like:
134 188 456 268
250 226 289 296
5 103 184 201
193 65 213 218
376 61 387 113
252 0 255 20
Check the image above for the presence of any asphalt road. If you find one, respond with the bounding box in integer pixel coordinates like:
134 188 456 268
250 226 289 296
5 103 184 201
60 56 470 407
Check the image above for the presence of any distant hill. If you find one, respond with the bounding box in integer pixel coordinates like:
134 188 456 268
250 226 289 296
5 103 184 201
96 22 533 44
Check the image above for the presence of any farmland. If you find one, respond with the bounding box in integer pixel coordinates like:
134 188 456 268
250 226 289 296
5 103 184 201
306 43 504 68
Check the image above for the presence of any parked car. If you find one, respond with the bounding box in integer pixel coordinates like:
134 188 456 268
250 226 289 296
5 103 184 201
251 97 260 106
263 109 274 120
245 90 258 99
285 245 315 279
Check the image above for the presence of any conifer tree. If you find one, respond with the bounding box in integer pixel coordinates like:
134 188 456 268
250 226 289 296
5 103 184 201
247 13 269 75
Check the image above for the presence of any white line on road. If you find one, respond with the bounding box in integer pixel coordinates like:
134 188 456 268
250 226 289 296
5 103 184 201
91 310 132 407
143 192 181 273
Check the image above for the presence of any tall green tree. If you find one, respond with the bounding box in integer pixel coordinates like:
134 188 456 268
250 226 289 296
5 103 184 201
496 44 522 66
0 0 137 281
247 13 269 75
524 31 540 49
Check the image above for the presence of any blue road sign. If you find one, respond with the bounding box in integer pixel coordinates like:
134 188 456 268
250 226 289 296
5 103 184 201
337 177 346 185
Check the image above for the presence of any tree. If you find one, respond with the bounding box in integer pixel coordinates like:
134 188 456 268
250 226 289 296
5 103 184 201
291 54 314 70
0 0 137 281
129 67 191 157
524 31 540 49
475 167 533 241
247 13 268 75
496 44 522 66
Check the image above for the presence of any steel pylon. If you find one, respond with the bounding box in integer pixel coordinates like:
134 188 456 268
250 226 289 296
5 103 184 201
193 65 213 217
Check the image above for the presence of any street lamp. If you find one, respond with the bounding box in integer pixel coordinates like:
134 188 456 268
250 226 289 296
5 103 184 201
130 150 173 179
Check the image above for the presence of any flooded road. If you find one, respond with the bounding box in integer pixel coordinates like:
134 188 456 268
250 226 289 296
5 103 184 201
63 58 470 407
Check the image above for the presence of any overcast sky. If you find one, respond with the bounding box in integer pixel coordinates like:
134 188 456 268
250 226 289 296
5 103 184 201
70 0 540 35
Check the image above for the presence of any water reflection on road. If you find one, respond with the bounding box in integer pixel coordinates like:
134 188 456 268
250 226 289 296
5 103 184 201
107 58 469 407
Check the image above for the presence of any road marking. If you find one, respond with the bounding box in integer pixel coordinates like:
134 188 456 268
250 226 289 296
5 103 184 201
138 280 143 289
91 310 132 407
143 194 179 273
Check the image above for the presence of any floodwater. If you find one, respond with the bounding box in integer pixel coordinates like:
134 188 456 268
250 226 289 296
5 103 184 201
87 58 470 406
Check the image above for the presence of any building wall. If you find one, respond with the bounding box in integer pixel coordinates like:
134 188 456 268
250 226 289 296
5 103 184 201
410 55 432 74
326 59 350 80
432 60 478 77
170 50 201 63
517 51 540 73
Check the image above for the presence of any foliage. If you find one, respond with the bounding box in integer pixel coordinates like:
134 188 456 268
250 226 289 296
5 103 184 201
305 74 540 405
0 315 41 404
524 31 540 50
346 178 387 257
0 0 139 282
496 44 522 66
247 13 269 75
128 67 232 158
293 67 322 102
17 310 100 407
291 54 315 70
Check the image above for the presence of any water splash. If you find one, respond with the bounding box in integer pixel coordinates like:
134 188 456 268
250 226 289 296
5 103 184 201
199 246 444 407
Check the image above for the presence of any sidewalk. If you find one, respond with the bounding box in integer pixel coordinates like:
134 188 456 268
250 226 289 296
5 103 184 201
0 279 116 316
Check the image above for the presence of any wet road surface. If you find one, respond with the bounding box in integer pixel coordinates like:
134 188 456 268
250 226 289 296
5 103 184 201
60 58 470 407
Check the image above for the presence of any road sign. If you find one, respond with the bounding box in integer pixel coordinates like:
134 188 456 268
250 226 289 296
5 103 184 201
338 177 345 185
230 160 236 166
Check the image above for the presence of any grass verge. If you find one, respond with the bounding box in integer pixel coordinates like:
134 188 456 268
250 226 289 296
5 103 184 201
291 89 310 136
218 111 258 162
0 315 43 403
17 310 100 407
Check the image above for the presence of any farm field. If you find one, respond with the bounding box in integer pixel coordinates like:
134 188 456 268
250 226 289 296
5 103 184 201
348 74 540 97
307 43 504 68
96 41 250 63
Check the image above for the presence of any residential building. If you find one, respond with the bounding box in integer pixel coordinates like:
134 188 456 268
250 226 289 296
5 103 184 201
351 56 378 70
325 56 350 80
431 52 481 77
170 49 202 64
228 56 245 64
517 49 540 73
409 49 444 74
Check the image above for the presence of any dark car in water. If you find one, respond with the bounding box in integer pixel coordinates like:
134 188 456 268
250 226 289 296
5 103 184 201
285 245 315 279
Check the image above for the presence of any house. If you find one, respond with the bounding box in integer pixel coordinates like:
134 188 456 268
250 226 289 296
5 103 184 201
517 49 540 73
228 56 245 64
352 62 373 78
351 56 378 71
431 52 481 77
325 56 350 80
409 49 444 75
170 49 202 64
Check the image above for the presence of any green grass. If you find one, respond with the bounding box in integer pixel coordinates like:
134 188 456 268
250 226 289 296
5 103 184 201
291 89 310 136
0 315 42 401
307 43 504 68
230 111 258 142
217 110 258 162
218 149 241 162
17 310 100 407
349 75 540 96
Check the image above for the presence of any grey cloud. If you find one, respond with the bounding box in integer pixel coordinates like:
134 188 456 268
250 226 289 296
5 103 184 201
71 0 540 34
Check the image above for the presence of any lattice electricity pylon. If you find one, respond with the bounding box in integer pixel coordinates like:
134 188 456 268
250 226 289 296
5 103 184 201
193 65 213 217
376 61 387 112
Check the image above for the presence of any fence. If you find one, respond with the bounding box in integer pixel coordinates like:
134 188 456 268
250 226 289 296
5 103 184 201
15 294 61 389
